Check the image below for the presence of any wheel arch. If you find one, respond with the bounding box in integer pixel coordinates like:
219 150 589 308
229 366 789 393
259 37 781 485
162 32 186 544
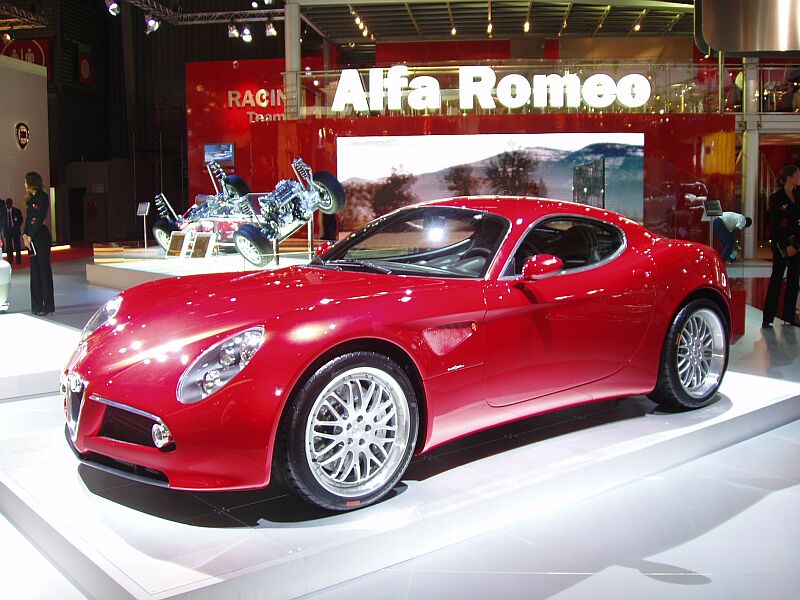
674 287 732 334
278 337 429 454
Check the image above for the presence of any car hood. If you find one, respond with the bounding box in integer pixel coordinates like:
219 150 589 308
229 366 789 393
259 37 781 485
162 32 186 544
73 265 450 380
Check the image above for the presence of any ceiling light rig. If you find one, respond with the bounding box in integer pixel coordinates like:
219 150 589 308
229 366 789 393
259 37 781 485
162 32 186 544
447 2 456 36
523 1 531 33
265 21 277 37
487 0 492 37
558 2 572 37
348 5 375 43
144 15 160 35
105 0 120 16
241 25 252 42
594 5 611 36
631 9 648 34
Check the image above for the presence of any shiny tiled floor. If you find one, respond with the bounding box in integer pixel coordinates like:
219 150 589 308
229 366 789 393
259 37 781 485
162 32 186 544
0 260 798 600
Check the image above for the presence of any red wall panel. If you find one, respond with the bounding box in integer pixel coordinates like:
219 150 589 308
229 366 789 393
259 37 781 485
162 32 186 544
375 40 511 65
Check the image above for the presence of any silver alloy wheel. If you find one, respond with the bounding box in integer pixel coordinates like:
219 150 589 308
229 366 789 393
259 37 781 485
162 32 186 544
304 366 411 497
675 307 726 398
314 183 333 211
235 236 263 265
155 228 171 250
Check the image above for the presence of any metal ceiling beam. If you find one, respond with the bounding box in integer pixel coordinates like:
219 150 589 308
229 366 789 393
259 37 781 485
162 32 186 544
296 0 693 11
172 9 284 26
0 1 47 28
405 3 422 37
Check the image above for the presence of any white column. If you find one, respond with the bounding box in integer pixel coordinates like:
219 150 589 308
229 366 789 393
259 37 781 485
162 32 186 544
741 57 759 260
284 0 301 119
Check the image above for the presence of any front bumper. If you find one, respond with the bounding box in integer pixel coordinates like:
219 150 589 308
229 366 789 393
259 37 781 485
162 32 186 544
63 373 282 491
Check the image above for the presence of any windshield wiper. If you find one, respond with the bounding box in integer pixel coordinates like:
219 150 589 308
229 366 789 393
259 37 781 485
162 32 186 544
323 259 393 274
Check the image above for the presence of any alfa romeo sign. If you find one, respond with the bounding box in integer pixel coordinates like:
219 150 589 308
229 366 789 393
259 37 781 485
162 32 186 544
332 65 652 113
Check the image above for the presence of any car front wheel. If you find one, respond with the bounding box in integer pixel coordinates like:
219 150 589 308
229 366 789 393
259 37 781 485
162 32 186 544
278 352 419 511
649 298 728 410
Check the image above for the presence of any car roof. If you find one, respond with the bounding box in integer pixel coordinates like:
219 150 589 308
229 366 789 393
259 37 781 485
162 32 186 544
418 196 636 226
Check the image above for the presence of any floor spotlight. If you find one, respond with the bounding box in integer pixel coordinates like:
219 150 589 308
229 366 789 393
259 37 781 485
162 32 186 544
228 23 240 38
105 0 120 16
265 21 277 37
242 25 252 42
145 15 160 35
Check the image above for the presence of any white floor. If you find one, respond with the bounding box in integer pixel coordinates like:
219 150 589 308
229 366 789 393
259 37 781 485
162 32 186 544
1 260 799 600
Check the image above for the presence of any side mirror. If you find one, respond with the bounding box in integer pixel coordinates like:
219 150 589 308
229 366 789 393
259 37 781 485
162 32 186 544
521 254 563 281
315 240 333 256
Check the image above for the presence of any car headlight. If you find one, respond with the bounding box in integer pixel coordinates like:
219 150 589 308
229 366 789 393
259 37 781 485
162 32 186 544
177 327 265 404
81 296 122 341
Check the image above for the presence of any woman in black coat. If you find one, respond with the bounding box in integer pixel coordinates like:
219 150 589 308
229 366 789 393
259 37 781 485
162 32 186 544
22 171 55 315
762 165 800 327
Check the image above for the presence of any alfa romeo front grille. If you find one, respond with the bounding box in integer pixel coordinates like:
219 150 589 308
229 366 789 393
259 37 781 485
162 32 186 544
61 372 86 441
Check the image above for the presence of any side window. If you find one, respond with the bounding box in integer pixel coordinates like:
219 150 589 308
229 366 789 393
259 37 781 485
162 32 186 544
506 218 624 275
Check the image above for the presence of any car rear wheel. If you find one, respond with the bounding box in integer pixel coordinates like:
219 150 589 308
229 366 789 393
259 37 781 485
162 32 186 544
152 219 179 251
313 171 346 215
278 352 419 511
649 298 728 410
233 224 273 267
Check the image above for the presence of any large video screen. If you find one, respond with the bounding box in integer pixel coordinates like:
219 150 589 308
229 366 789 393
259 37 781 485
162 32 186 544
204 143 235 165
337 133 644 231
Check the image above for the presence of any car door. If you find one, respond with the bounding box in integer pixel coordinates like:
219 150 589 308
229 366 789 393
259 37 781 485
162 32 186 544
482 216 655 407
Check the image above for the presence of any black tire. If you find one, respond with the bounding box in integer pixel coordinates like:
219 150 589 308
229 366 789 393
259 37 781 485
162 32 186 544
233 224 274 267
313 171 346 215
223 174 250 199
152 219 180 251
648 298 729 410
276 352 419 511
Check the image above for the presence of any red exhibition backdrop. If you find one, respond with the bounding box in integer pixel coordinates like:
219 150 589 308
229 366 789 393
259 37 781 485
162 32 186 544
375 40 511 65
186 59 736 244
186 57 322 200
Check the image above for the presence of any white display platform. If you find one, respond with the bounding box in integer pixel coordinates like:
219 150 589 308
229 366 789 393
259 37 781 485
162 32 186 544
0 314 80 401
86 252 312 290
2 315 800 599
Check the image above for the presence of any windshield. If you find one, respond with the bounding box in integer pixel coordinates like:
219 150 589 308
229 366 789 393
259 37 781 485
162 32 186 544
313 206 509 278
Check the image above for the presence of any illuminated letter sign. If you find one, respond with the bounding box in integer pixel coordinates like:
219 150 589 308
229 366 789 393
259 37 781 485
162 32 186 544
331 66 652 113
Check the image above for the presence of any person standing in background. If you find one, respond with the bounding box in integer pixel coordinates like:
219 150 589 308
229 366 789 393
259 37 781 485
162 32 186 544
712 211 752 262
21 172 55 315
4 198 24 265
762 165 800 328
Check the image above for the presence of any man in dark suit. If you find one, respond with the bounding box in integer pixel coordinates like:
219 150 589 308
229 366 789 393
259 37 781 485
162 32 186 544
4 198 24 265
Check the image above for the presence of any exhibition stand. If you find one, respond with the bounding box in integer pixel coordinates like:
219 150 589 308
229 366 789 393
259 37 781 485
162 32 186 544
1 308 799 599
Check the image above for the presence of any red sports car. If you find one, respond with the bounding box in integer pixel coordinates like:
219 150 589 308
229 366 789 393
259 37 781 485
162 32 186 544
63 198 731 511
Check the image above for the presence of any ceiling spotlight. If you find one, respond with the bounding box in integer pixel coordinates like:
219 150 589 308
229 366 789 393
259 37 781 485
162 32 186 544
362 28 368 37
523 20 530 33
265 21 277 37
355 16 361 25
451 27 456 36
105 0 120 16
263 0 273 4
487 22 493 35
358 22 364 30
1 29 12 45
633 21 641 31
145 15 160 35
251 1 258 8
228 23 239 38
242 25 252 42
